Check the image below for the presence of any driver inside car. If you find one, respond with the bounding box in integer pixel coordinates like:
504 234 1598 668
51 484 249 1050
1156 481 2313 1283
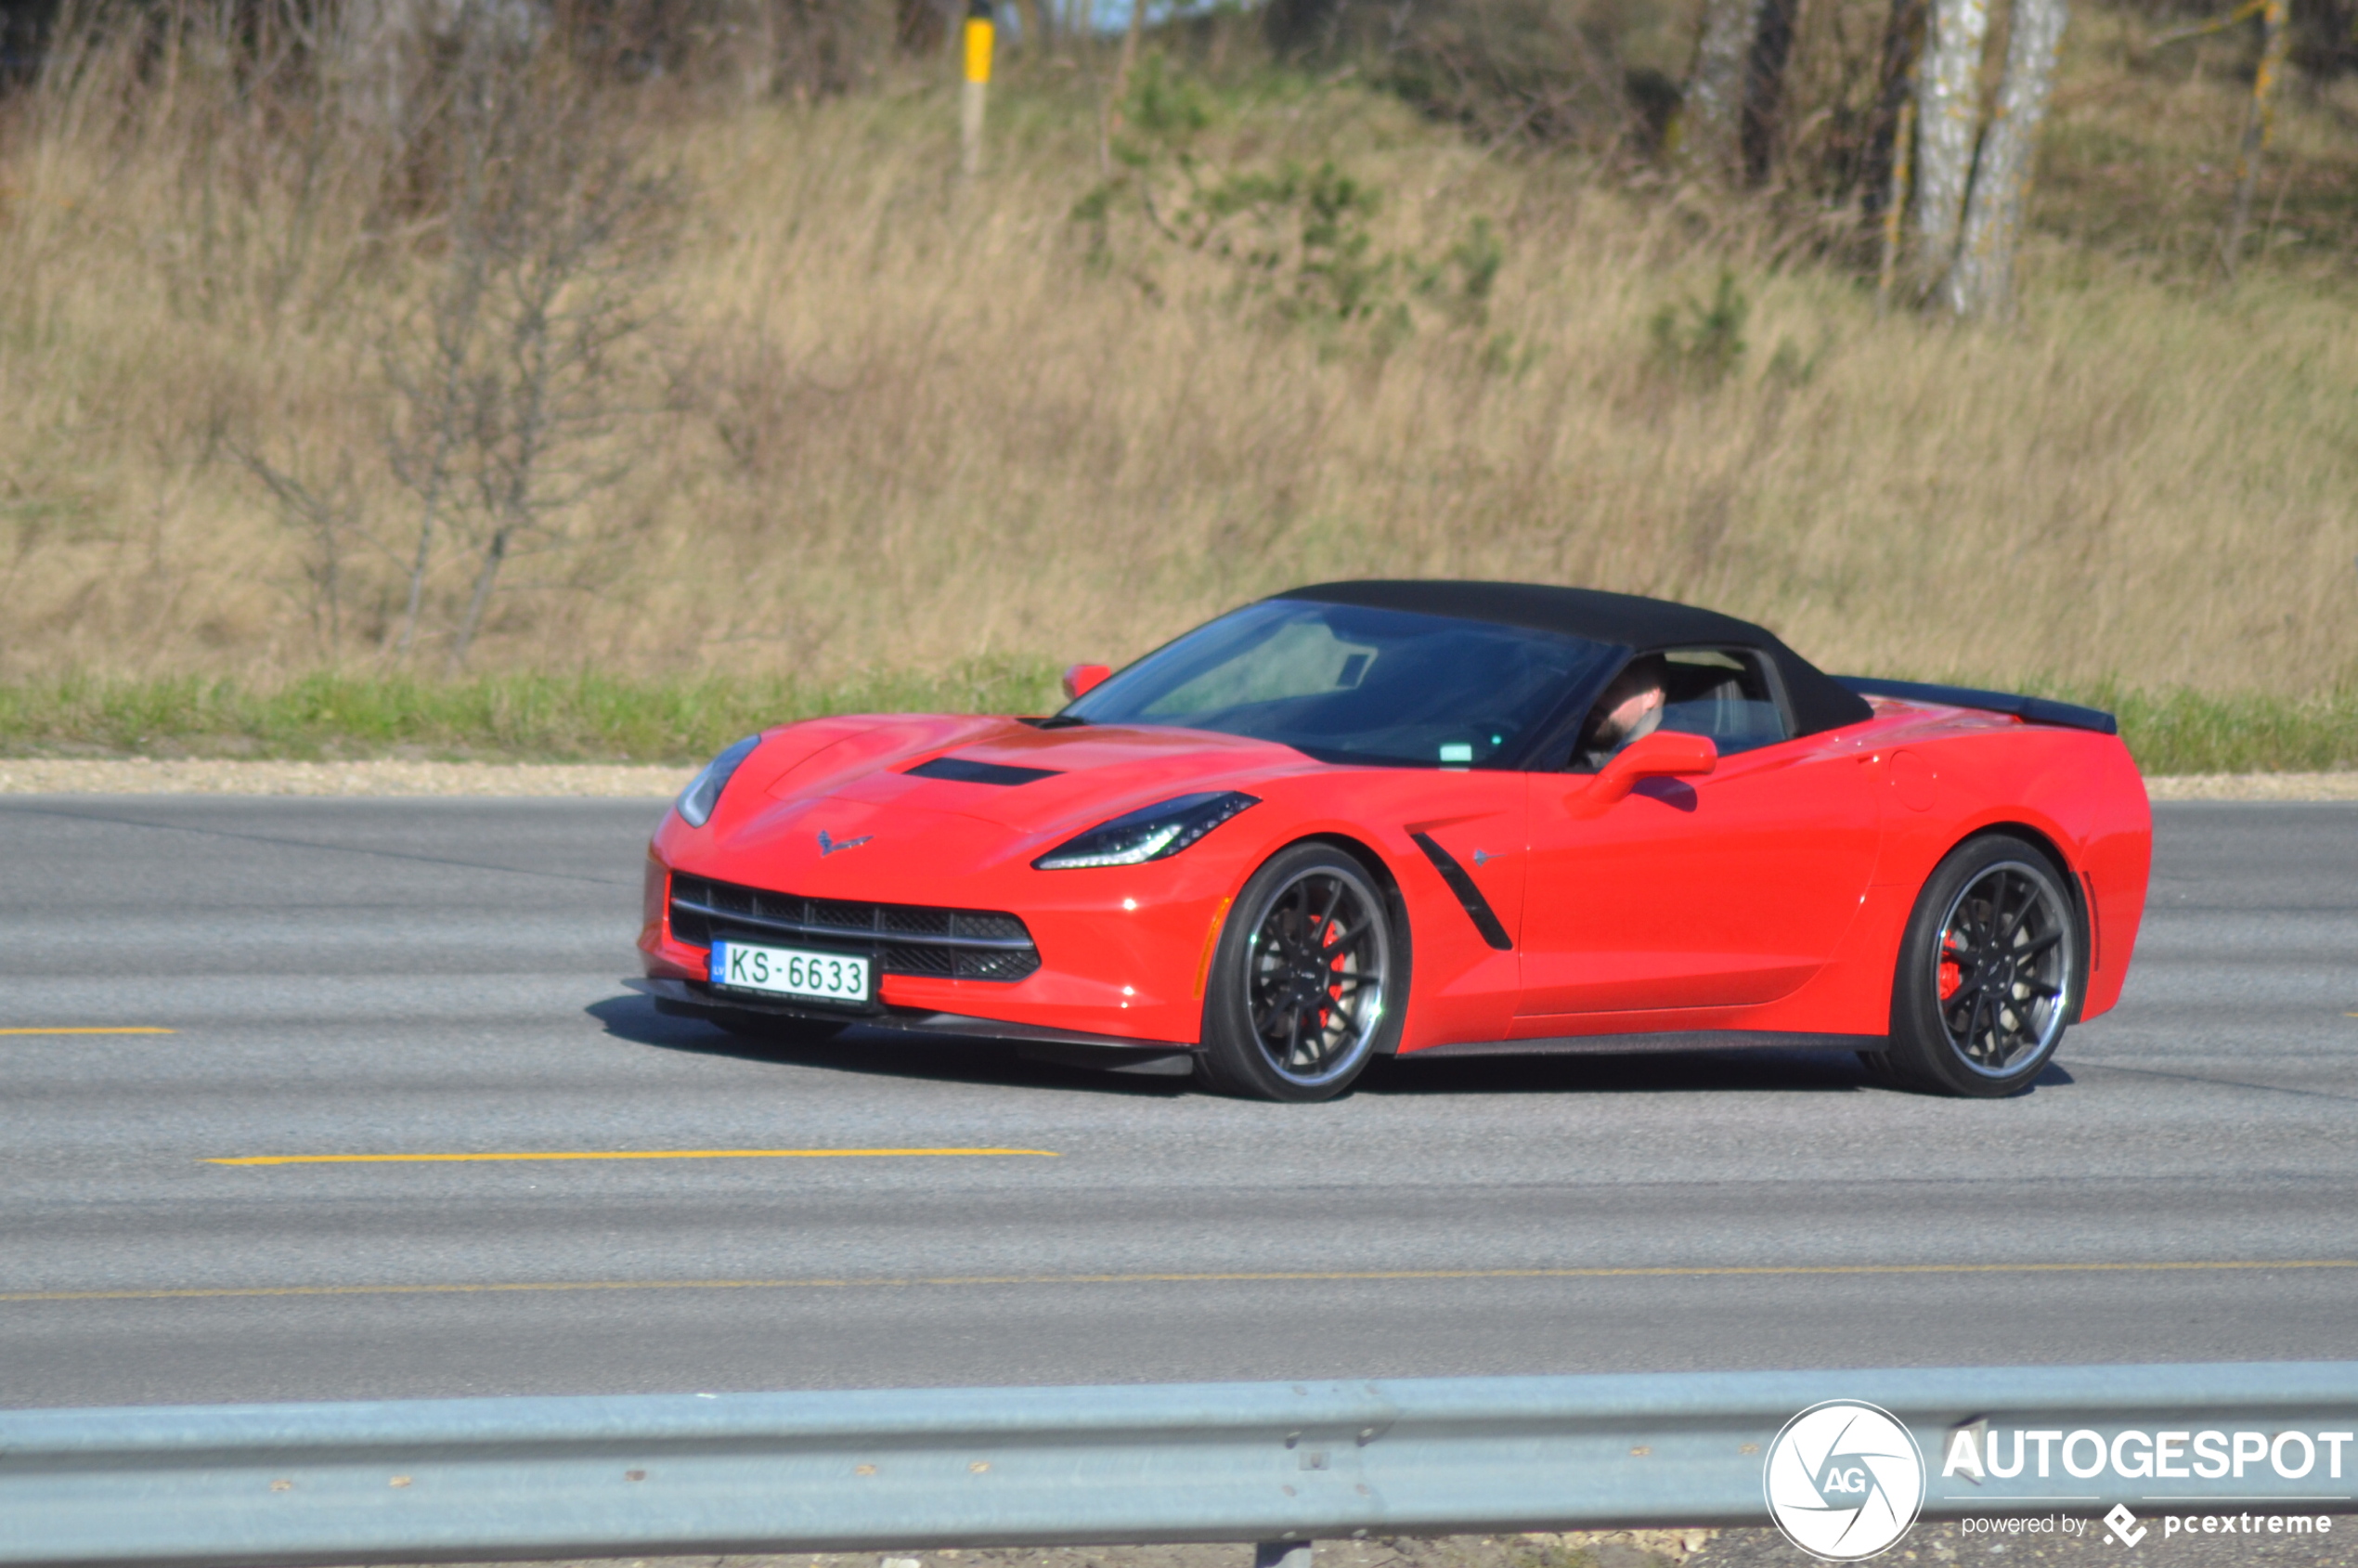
1572 654 1668 771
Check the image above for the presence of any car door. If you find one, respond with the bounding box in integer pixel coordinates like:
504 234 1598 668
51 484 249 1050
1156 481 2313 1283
1514 648 1881 1019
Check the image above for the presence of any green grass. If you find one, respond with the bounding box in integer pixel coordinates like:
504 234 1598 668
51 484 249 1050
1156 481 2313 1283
2062 685 2358 776
0 669 2348 774
0 661 1066 766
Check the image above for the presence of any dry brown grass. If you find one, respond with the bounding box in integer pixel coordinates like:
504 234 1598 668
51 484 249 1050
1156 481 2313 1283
2 12 2354 696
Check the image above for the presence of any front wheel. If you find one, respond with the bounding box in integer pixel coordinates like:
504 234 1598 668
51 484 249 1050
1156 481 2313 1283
1879 834 2081 1097
1196 844 1405 1102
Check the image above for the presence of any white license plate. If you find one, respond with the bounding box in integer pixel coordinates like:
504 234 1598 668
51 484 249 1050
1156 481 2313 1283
708 940 872 1004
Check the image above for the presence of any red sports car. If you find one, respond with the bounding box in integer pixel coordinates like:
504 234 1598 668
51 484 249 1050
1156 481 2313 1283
634 582 2151 1101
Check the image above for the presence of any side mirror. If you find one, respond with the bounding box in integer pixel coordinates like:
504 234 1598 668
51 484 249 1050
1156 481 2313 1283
1062 663 1112 701
1584 731 1717 806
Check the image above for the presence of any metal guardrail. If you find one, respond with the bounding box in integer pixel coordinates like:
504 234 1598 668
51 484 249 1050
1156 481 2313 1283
5 1363 2355 1567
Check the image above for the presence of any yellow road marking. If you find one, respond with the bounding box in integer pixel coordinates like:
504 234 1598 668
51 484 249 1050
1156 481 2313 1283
0 1027 175 1035
6 1258 2352 1305
208 1147 1059 1166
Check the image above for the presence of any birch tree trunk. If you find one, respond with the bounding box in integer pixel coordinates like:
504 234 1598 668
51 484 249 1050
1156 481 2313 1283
1911 0 1990 288
1673 0 1758 180
1944 0 2067 317
2221 0 2289 277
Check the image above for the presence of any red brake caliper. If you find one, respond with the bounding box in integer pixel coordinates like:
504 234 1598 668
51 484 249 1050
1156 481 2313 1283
1321 920 1344 1030
1937 932 1963 1000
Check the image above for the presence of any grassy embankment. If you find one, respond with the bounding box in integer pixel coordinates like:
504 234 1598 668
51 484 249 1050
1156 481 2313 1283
0 2 2352 766
1 670 2350 774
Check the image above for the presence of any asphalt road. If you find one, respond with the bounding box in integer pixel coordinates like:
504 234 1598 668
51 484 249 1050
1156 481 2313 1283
2 797 2353 1410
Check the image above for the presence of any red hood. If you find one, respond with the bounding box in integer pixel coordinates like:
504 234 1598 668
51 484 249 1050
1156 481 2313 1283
759 716 1325 837
675 716 1329 897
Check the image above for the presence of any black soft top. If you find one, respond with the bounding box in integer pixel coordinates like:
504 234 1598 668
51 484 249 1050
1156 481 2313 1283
1277 579 1873 738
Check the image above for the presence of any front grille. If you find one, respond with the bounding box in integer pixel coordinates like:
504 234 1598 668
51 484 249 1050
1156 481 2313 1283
669 873 1042 983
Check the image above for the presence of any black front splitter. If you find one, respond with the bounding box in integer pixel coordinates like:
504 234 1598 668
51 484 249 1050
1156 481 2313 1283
621 977 1199 1077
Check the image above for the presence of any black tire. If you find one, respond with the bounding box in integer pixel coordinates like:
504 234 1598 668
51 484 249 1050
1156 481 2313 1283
1195 843 1406 1102
1881 834 2082 1097
708 1008 850 1048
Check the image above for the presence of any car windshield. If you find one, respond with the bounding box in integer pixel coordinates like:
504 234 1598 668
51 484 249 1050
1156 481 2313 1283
1060 600 1619 769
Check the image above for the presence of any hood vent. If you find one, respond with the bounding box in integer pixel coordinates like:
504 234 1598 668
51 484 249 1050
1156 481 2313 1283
905 756 1064 786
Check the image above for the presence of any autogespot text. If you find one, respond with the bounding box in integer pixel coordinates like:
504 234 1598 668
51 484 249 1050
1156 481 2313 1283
1943 1427 2355 1481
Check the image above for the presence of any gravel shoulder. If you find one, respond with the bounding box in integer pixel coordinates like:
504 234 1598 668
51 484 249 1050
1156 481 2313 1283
368 1535 1712 1568
366 1518 2358 1568
0 759 2351 799
2143 773 2358 800
0 758 695 796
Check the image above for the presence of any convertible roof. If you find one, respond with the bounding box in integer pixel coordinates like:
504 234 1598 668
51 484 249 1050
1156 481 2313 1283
1276 579 1874 737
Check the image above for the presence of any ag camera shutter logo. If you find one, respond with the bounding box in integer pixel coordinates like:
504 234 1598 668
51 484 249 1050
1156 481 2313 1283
1764 1400 1927 1561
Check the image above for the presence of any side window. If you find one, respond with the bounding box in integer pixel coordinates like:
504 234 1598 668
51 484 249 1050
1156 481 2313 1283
1657 648 1790 755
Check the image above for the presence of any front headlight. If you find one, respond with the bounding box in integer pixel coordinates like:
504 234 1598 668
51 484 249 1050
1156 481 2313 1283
1032 791 1259 870
676 734 762 827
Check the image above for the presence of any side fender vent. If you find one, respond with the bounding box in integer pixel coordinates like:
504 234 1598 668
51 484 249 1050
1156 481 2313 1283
1410 833 1514 951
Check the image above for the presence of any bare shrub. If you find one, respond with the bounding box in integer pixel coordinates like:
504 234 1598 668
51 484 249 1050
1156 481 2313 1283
1273 0 1673 150
379 20 681 667
1 16 2353 698
226 437 370 654
126 0 692 668
1078 57 1506 343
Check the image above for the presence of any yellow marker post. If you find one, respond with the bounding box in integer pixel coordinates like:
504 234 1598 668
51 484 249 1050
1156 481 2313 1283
1874 96 1914 314
960 0 993 178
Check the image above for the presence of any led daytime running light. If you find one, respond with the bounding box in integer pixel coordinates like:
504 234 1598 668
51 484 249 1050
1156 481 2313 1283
1033 791 1259 870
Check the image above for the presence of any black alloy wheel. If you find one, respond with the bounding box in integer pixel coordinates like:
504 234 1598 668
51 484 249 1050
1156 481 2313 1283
1868 833 2080 1097
1197 843 1405 1101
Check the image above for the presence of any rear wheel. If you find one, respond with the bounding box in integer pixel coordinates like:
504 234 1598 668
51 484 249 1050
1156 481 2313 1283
1196 844 1404 1102
1877 834 2080 1096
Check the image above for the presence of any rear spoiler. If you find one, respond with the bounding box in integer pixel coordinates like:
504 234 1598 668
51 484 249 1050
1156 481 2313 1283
1834 677 2118 736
